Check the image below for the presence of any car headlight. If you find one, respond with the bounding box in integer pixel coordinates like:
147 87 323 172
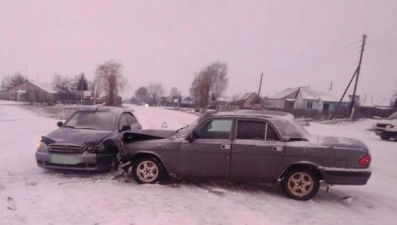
36 141 48 151
84 143 105 153
387 124 395 129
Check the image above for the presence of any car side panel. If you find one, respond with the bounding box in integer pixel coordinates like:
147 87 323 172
231 140 285 181
275 142 335 180
122 139 182 175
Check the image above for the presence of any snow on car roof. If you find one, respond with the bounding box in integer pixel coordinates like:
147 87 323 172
205 110 294 120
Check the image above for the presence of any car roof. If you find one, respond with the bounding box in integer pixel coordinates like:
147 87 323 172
74 105 133 114
203 109 294 121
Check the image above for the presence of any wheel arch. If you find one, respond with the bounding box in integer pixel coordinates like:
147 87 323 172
278 162 325 181
130 151 168 174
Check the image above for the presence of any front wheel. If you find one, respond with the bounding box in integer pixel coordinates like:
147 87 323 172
381 135 390 140
132 157 164 184
281 169 320 201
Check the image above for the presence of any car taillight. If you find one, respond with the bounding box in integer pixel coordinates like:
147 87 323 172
359 154 371 166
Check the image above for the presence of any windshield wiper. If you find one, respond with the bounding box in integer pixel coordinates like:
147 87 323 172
169 125 189 137
62 125 75 129
79 127 96 130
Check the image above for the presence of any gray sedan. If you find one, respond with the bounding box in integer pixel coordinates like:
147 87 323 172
120 110 371 200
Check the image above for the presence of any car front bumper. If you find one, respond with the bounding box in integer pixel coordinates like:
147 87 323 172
35 151 113 171
322 167 372 185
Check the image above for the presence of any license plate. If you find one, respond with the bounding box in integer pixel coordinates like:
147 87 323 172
51 155 81 165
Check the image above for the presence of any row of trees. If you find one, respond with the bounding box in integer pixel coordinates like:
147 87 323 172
133 84 180 106
1 60 229 109
1 72 26 89
129 61 229 109
0 61 127 106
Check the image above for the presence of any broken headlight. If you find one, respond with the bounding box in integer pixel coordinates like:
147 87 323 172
36 141 48 151
83 143 105 153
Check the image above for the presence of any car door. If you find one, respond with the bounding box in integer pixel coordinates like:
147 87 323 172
179 118 233 178
231 119 285 181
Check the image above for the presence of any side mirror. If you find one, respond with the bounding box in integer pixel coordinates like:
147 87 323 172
57 121 63 127
121 125 131 132
186 133 195 142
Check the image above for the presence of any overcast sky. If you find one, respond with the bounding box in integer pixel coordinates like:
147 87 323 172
1 0 396 104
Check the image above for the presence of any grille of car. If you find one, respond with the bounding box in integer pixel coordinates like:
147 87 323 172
376 124 387 128
49 144 83 153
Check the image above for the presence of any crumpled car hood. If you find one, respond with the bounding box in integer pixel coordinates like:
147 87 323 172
316 136 368 150
44 128 113 145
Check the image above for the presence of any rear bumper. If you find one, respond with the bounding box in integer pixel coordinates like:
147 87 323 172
322 167 372 185
35 151 113 171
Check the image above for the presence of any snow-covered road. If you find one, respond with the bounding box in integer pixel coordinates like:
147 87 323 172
0 102 396 225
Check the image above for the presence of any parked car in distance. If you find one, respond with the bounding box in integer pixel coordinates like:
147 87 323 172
120 110 372 200
374 111 397 140
36 106 142 171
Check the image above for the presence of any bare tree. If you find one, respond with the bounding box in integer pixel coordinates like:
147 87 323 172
189 61 229 111
169 87 179 99
51 73 72 92
95 60 127 106
392 81 397 107
146 83 165 106
1 72 26 88
207 62 229 100
135 86 149 103
73 73 88 91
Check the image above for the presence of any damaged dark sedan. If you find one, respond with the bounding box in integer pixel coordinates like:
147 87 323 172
120 110 372 200
35 106 141 171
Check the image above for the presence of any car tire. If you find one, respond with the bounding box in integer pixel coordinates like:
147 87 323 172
281 169 320 201
131 157 164 184
381 136 390 140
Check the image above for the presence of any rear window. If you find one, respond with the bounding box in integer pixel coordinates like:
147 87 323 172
272 119 311 140
65 111 116 130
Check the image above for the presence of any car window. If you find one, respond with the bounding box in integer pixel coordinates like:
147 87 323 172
194 119 232 139
265 124 280 141
125 113 138 124
119 114 129 130
236 121 266 140
64 111 116 130
236 121 280 141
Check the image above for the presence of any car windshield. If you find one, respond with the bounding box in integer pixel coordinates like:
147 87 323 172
64 111 116 131
272 119 312 141
388 112 397 119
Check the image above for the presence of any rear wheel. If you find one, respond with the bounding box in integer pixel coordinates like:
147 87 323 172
281 169 320 201
132 157 164 184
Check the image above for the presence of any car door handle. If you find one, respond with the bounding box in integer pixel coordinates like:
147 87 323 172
273 147 283 151
221 144 231 150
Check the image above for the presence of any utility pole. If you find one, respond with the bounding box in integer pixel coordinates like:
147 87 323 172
331 35 367 120
257 73 263 104
349 34 367 119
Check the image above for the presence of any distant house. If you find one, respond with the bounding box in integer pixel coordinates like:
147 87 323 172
232 92 263 109
180 96 195 108
265 87 350 113
0 85 8 100
6 80 56 103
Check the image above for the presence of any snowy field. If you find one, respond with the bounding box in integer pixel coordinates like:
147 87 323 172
0 101 396 225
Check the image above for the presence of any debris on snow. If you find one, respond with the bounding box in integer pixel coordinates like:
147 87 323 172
7 196 17 210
